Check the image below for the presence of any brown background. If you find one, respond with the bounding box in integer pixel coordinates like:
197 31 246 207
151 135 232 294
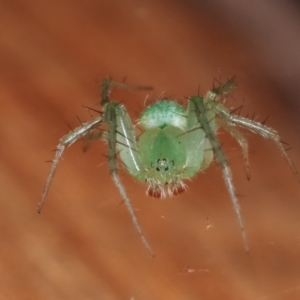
1 0 300 299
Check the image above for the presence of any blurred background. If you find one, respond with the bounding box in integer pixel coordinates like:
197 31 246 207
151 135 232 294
1 0 300 299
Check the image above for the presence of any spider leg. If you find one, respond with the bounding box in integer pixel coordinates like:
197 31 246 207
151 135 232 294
104 101 154 257
111 172 154 257
216 106 300 182
38 117 103 213
191 95 249 252
101 78 153 256
101 78 153 106
183 100 208 177
217 119 251 180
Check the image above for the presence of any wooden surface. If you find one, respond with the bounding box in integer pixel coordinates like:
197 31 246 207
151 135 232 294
1 0 300 299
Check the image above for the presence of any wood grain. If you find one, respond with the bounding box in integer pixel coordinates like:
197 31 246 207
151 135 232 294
1 0 300 299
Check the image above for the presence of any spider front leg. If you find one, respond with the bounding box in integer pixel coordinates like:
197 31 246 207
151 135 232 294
101 79 154 257
103 101 154 257
38 117 103 213
190 95 249 252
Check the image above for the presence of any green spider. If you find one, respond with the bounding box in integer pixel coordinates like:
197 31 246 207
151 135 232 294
38 77 299 257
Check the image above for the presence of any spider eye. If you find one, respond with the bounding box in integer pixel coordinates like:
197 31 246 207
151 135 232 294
154 158 170 172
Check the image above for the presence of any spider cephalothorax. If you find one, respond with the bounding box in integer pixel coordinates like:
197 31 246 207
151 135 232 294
39 77 299 257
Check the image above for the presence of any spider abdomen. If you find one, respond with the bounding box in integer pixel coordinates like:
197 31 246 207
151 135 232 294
139 100 186 130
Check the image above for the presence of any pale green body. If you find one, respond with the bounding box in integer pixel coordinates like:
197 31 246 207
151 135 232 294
115 99 216 197
40 78 298 255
